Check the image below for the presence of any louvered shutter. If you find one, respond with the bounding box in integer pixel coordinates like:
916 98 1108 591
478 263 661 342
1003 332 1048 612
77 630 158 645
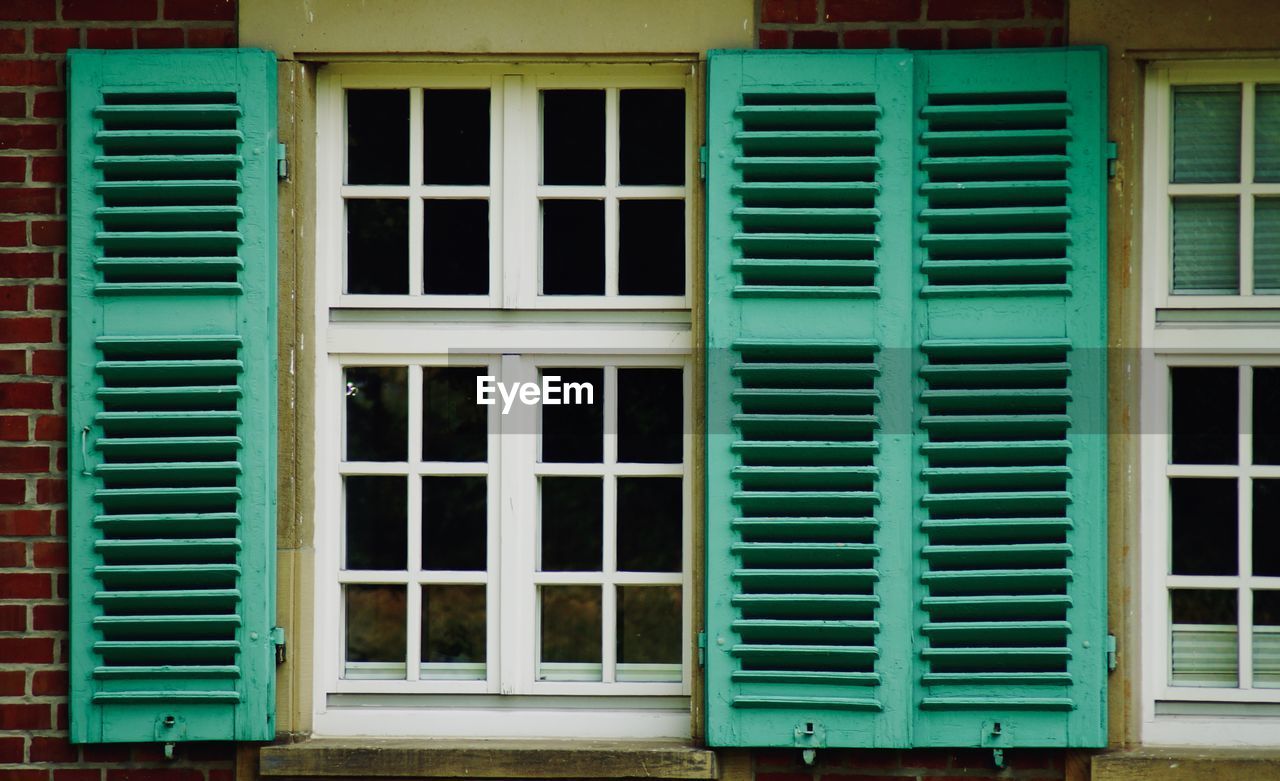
706 48 1107 749
67 49 278 744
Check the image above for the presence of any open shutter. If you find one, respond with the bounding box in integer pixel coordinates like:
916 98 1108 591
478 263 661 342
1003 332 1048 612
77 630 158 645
67 49 277 744
706 48 1106 749
911 48 1107 749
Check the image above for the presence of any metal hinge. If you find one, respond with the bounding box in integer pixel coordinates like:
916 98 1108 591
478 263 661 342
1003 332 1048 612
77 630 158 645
698 145 707 181
1106 141 1118 178
277 143 288 180
271 626 287 665
696 631 706 666
1106 633 1117 672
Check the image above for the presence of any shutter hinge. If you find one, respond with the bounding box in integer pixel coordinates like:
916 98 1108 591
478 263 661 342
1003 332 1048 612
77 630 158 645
271 626 286 665
1106 141 1118 179
698 145 707 181
1106 633 1117 672
696 631 706 666
277 143 288 180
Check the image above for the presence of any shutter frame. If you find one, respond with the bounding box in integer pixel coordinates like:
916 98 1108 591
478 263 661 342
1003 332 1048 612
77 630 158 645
705 48 1107 749
68 48 278 744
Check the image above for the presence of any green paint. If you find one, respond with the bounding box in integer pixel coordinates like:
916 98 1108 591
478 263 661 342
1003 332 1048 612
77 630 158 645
68 49 278 744
706 49 1107 748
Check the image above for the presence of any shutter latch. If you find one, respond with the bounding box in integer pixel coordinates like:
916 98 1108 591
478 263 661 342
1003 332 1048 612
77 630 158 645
1106 633 1117 672
277 143 288 180
698 145 707 181
696 631 706 667
271 626 287 665
1106 141 1118 179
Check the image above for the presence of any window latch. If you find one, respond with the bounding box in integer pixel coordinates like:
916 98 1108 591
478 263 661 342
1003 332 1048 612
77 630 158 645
277 142 288 180
1106 141 1117 179
696 631 706 666
271 626 287 665
1106 633 1117 672
698 145 707 181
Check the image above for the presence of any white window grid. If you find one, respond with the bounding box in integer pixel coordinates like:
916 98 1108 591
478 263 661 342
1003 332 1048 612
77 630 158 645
1145 61 1280 311
317 63 695 312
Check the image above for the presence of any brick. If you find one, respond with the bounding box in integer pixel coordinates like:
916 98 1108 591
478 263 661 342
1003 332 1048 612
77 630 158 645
0 158 24 182
0 541 24 565
833 751 900 770
166 0 234 19
0 222 24 247
32 285 64 310
137 27 184 48
31 670 67 697
0 60 58 87
949 27 993 47
55 443 66 471
826 0 919 22
32 91 65 119
32 602 63 628
33 413 63 439
0 29 25 54
0 125 54 151
758 29 788 49
187 26 236 48
63 0 157 21
0 286 24 310
0 445 48 471
0 508 48 535
55 773 101 781
52 507 66 534
86 28 132 48
758 750 800 769
928 0 1022 19
0 93 24 119
0 382 54 409
897 27 944 48
0 604 24 631
1049 25 1064 44
761 0 818 23
208 772 233 781
0 736 23 763
30 736 75 762
106 771 204 781
33 540 65 566
0 415 25 439
55 702 67 730
32 350 63 376
1032 0 1065 18
793 29 839 48
187 742 235 762
0 254 52 278
759 774 812 781
0 350 21 373
81 746 130 763
997 26 1046 46
0 770 49 781
30 220 64 245
0 637 55 663
0 1 54 22
0 316 52 342
0 189 56 214
31 156 64 183
0 478 23 504
33 27 80 54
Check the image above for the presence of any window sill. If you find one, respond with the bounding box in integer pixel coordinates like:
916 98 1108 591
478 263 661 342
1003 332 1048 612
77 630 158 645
258 738 719 779
1093 749 1280 780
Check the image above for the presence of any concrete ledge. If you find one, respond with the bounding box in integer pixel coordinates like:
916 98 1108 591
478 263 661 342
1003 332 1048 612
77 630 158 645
1093 749 1280 781
258 738 719 779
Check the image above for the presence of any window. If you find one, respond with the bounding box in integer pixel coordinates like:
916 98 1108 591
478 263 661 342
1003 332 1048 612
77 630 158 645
314 63 694 739
1142 60 1280 745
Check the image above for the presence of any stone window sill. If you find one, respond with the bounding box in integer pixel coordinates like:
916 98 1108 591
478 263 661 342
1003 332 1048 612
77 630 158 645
258 738 719 779
1092 749 1280 780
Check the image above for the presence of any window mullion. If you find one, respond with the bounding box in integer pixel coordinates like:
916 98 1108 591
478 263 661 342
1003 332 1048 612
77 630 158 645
601 365 619 683
605 87 620 297
1240 365 1255 689
405 366 425 682
502 75 529 308
499 354 536 693
409 89 425 298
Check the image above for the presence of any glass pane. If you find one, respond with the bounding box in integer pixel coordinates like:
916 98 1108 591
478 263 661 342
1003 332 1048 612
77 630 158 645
1256 590 1280 688
420 585 486 680
539 585 602 681
346 199 409 294
542 90 604 185
620 89 685 186
618 368 683 463
540 477 602 571
1172 197 1239 294
345 476 406 570
422 476 487 571
1170 589 1237 687
1255 85 1280 183
345 366 408 462
1255 480 1280 577
617 477 681 573
541 367 602 463
424 367 487 462
542 200 605 295
1172 85 1241 183
423 89 490 185
347 90 408 185
345 584 406 679
423 199 489 295
1170 478 1238 576
1254 198 1280 293
1170 367 1237 465
617 586 682 682
619 200 685 296
1255 368 1280 465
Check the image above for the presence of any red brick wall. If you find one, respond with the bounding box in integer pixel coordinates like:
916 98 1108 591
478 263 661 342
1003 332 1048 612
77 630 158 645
758 0 1065 49
0 2 236 778
753 748 1067 781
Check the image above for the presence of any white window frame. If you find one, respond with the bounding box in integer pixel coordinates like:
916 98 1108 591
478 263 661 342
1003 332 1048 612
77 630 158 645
1141 59 1280 746
311 62 697 739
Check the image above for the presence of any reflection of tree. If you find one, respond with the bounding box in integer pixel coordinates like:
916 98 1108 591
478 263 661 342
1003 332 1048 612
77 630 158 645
423 477 487 570
541 477 603 570
346 585 406 662
424 368 487 461
618 586 680 664
346 367 408 460
423 586 485 662
542 586 601 663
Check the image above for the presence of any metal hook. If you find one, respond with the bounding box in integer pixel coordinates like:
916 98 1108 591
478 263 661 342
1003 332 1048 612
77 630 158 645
80 426 92 477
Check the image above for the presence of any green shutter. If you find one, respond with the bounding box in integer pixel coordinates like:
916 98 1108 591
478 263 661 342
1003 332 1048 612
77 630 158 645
67 49 278 744
706 48 1107 749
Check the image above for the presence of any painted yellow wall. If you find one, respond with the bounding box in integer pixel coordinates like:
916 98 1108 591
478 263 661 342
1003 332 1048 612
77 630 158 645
240 0 754 59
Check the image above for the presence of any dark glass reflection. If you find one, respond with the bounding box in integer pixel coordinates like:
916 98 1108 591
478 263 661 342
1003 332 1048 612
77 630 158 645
543 200 604 295
423 199 489 294
541 368 602 463
422 476 487 571
540 585 601 663
619 200 684 295
345 476 407 570
345 366 408 461
617 368 682 463
620 89 685 185
347 199 409 294
424 367 487 462
617 586 681 664
617 477 681 572
345 584 406 665
347 90 408 185
1255 368 1280 465
542 90 604 185
1255 480 1280 577
1170 478 1237 576
1171 588 1237 624
424 89 490 185
421 585 485 666
1171 367 1237 464
540 477 602 571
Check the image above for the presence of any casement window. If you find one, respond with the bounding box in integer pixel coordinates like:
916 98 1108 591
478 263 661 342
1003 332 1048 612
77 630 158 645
1141 61 1280 746
312 63 694 739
